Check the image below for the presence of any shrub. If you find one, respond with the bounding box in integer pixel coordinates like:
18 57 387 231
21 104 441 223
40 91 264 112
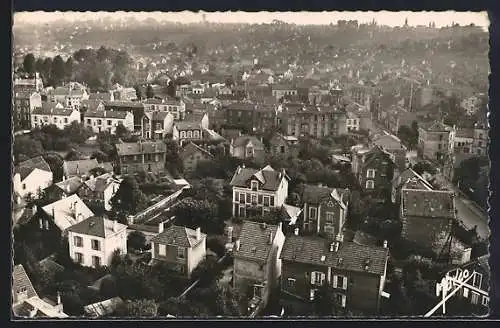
207 236 227 257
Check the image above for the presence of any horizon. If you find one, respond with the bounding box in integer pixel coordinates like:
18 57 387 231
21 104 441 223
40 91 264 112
14 11 489 30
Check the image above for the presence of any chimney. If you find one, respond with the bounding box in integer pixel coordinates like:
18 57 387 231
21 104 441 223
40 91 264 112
113 220 118 233
329 243 335 252
235 239 241 251
57 291 61 305
383 240 388 248
227 226 234 243
294 228 299 236
196 227 201 241
76 164 80 175
158 221 164 234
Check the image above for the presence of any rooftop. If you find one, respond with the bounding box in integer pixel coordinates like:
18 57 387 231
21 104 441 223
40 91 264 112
84 110 130 119
116 141 167 156
234 221 280 262
402 189 456 219
15 156 52 180
41 194 94 231
230 164 288 191
178 142 213 161
63 159 100 177
150 225 206 248
12 264 38 302
67 216 127 238
231 135 265 149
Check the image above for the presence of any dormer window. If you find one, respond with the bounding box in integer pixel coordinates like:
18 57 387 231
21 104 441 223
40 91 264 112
366 169 376 178
251 180 258 191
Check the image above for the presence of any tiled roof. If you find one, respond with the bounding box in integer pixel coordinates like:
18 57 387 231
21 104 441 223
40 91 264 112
84 110 130 119
150 225 206 248
104 101 145 109
231 135 264 149
233 221 279 262
151 111 172 121
184 112 207 122
63 159 100 177
272 84 297 91
84 297 124 318
54 176 83 194
280 236 389 276
179 142 214 160
12 265 38 301
32 105 75 117
84 173 119 193
41 194 94 231
174 121 202 130
402 189 456 219
67 216 127 238
37 258 64 276
224 102 256 111
15 156 52 180
392 168 433 191
116 141 166 156
421 121 453 132
89 92 113 101
282 103 342 114
372 134 406 151
81 99 104 111
14 296 69 318
301 185 349 207
455 128 474 139
230 165 288 191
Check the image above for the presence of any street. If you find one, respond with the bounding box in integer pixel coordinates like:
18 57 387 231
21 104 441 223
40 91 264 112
454 194 489 241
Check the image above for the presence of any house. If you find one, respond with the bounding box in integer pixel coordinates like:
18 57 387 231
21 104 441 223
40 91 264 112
52 82 89 110
89 92 114 102
150 225 207 277
13 156 53 199
371 133 408 172
351 146 396 200
272 84 298 100
278 103 347 138
346 111 360 132
178 142 214 173
115 141 167 174
104 101 146 132
418 121 456 162
12 265 68 318
38 194 94 236
233 221 286 313
400 188 456 250
223 102 257 132
13 72 44 92
45 176 84 202
77 173 121 211
472 124 488 156
230 135 266 162
453 128 474 154
67 216 128 268
141 111 175 139
391 168 433 204
112 87 138 102
230 164 289 217
63 159 101 181
172 121 204 146
184 112 210 130
280 233 389 314
269 133 299 157
83 110 134 134
31 103 81 129
13 91 42 130
299 184 350 239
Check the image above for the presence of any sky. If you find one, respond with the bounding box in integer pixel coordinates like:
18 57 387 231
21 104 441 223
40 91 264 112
14 11 489 30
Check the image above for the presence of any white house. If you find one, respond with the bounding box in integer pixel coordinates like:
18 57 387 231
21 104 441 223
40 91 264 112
229 164 290 217
13 156 53 199
83 110 134 134
52 82 89 110
67 216 128 268
40 194 94 235
31 103 81 129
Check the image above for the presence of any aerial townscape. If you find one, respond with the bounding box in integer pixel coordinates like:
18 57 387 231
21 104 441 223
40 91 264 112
12 12 489 319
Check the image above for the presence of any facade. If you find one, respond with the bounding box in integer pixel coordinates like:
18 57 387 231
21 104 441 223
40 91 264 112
84 110 134 134
233 221 286 312
13 72 44 92
299 185 350 239
280 234 389 314
418 121 456 162
62 159 101 181
150 225 207 277
278 103 347 138
178 142 214 173
453 128 474 154
89 92 115 102
224 102 258 132
400 188 456 250
52 83 89 110
272 85 298 100
172 122 204 146
143 98 186 120
390 168 433 204
13 91 42 130
77 173 121 211
103 101 145 132
230 165 289 217
269 133 299 158
348 85 372 111
472 125 488 156
371 133 408 172
31 103 81 129
115 141 167 174
141 111 175 139
230 135 266 162
13 156 53 199
67 216 128 268
352 146 396 200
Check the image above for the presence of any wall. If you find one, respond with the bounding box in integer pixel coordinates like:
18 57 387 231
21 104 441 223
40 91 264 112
187 237 206 276
151 242 188 275
68 232 106 268
401 215 453 250
102 229 128 266
14 169 53 199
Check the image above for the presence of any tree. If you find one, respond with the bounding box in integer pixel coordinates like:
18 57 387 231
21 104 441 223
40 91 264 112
23 53 36 75
116 299 158 317
35 58 45 75
64 57 74 80
134 85 144 100
115 124 131 140
206 236 227 257
51 55 66 86
90 150 108 163
64 148 84 161
166 81 176 98
41 57 53 83
13 136 44 163
43 152 64 182
173 197 223 235
312 285 348 316
63 121 93 145
110 176 148 216
146 85 154 99
191 254 223 286
127 231 147 251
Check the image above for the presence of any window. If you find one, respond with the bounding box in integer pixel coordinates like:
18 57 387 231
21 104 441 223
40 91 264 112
74 236 83 247
159 244 166 256
326 212 335 223
473 273 483 289
180 131 186 138
177 247 185 259
22 183 26 190
335 293 347 308
234 191 239 202
287 278 296 288
251 194 258 205
87 119 91 124
187 131 193 138
193 130 200 138
39 218 43 229
471 292 480 305
482 296 489 306
92 256 101 267
253 285 263 298
64 118 68 123
53 117 58 123
108 120 112 126
97 119 102 125
239 193 245 204
366 169 376 178
463 288 469 298
258 194 263 204
44 220 49 230
333 275 348 290
238 205 246 217
263 196 270 206
309 289 317 301
366 180 374 189
311 271 325 286
270 196 275 206
309 207 317 219
75 252 83 264
91 239 100 251
251 181 259 191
